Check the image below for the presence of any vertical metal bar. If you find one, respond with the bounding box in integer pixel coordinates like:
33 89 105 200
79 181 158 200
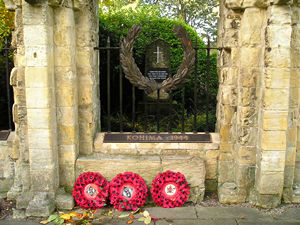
98 36 102 132
168 92 173 133
130 29 136 133
107 37 111 132
144 96 148 133
132 86 136 132
181 87 185 133
119 38 123 132
205 38 211 132
5 39 12 131
156 89 160 133
193 37 198 133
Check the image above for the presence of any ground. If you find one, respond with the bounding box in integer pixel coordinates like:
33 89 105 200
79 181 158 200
0 193 300 224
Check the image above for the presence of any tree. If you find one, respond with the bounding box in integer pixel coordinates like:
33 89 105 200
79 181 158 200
0 0 14 49
139 0 218 42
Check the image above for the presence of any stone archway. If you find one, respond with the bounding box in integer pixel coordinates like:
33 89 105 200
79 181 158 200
1 0 300 217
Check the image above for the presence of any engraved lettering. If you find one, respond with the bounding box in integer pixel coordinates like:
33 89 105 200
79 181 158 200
127 135 132 141
149 136 155 141
157 136 163 141
132 135 138 141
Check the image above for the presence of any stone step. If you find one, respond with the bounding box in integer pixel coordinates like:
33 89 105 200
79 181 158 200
76 153 206 203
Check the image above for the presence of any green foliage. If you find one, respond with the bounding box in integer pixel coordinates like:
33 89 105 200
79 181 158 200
99 8 218 132
99 7 206 75
0 0 14 130
139 0 219 42
0 0 14 49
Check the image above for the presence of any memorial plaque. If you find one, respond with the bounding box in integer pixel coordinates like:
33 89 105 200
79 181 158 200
145 39 171 82
103 133 211 143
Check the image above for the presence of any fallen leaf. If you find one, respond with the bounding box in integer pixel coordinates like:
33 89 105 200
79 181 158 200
60 214 71 220
47 214 59 222
119 214 130 218
240 217 247 219
40 220 48 224
69 212 81 218
127 220 133 224
143 211 150 217
99 218 102 222
144 216 151 225
137 217 145 222
129 214 135 220
131 208 140 214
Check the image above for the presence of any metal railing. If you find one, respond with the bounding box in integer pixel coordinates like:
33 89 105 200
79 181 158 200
0 38 14 131
96 37 221 133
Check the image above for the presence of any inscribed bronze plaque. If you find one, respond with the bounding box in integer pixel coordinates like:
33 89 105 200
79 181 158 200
145 39 171 82
103 133 211 143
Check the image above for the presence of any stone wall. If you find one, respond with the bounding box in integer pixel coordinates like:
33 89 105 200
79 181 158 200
217 0 300 207
0 133 14 198
1 0 300 218
3 0 99 217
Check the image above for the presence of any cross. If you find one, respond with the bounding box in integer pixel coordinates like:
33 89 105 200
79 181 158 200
154 46 163 64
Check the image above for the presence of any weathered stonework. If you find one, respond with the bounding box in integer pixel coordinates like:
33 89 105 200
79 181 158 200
1 0 299 216
217 0 300 208
3 0 99 216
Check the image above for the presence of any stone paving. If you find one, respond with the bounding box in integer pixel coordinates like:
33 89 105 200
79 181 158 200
0 206 300 225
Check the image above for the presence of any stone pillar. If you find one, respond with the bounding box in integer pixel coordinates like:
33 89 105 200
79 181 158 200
216 0 241 203
254 5 294 208
22 2 59 216
235 7 264 203
291 4 300 203
53 2 79 193
7 1 30 207
217 0 300 208
74 0 100 155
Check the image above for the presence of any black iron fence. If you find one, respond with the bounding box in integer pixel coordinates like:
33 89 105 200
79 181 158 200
0 38 14 132
96 37 222 133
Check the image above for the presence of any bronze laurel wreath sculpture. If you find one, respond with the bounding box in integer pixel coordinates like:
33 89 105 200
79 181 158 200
120 25 196 95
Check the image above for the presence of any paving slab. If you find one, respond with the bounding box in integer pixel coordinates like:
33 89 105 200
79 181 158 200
196 207 272 220
272 208 300 220
145 206 197 219
0 221 40 225
156 219 237 225
236 219 300 225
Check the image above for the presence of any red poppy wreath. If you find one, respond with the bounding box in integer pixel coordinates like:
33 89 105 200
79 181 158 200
109 172 148 211
72 172 109 210
151 170 190 208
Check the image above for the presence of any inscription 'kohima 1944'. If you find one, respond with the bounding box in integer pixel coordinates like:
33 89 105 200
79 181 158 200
103 133 211 143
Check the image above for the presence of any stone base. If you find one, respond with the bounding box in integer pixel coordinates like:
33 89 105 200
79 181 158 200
55 188 74 210
26 192 55 217
249 189 281 209
7 185 22 200
17 192 33 209
76 153 206 203
13 209 26 219
218 182 239 203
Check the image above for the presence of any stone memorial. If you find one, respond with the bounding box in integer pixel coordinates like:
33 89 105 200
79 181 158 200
0 0 299 218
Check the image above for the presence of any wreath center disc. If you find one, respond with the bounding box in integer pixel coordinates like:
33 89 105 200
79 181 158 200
84 183 99 200
163 182 178 199
120 183 136 200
